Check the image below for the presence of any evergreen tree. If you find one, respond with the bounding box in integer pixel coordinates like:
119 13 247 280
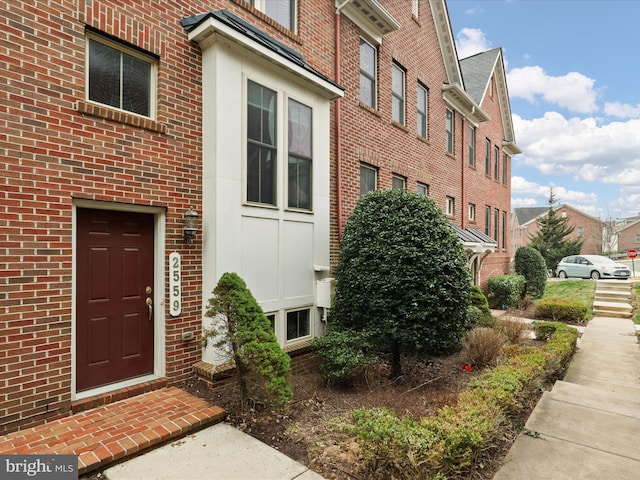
529 188 583 273
202 272 293 410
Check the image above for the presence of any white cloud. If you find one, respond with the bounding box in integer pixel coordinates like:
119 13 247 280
507 66 598 114
604 101 640 119
511 197 538 208
456 28 492 59
511 176 598 207
512 113 640 185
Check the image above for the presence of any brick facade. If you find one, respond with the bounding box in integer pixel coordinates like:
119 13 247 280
1 0 518 433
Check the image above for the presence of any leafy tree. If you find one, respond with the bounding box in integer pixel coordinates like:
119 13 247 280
529 188 583 273
331 189 471 378
202 272 293 410
514 246 547 299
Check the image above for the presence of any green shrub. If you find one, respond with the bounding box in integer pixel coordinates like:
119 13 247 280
348 322 578 479
331 189 471 377
462 327 506 368
514 246 547 299
535 297 587 323
203 272 293 409
311 328 377 385
469 285 495 327
487 274 526 309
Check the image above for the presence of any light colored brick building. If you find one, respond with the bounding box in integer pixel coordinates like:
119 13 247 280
0 0 519 434
512 205 603 256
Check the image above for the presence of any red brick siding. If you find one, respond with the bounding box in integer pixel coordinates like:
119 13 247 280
618 222 640 253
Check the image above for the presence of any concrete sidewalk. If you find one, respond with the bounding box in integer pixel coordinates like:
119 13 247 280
102 423 325 480
493 316 640 480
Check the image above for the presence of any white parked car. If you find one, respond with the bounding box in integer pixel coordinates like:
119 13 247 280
555 255 631 280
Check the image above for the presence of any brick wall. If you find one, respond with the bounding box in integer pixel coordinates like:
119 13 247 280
331 4 512 288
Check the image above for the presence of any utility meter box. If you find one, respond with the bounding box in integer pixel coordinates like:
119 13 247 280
316 278 335 308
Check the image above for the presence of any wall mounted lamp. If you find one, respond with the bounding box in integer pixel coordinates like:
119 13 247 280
183 207 198 244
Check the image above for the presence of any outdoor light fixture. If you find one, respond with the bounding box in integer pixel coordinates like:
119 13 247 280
183 207 198 244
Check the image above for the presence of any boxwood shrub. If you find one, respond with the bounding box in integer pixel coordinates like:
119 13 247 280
487 274 526 309
347 322 578 479
535 297 588 323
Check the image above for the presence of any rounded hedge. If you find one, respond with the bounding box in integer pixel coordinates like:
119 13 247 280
514 246 547 299
332 189 471 356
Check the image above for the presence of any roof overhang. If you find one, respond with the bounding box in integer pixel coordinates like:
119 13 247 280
452 225 497 254
185 11 344 100
502 140 522 155
443 83 490 124
336 0 400 45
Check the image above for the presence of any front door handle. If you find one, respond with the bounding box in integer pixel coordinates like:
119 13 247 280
146 297 153 321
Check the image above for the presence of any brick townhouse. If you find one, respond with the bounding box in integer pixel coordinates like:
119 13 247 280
512 205 603 256
0 0 519 434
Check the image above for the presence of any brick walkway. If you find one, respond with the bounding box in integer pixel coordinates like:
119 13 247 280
0 387 224 475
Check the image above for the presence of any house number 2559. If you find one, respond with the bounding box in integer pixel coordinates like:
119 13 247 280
169 252 181 317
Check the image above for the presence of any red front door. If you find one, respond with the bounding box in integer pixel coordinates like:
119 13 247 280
76 208 155 392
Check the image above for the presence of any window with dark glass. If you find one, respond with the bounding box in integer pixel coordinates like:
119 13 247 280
288 99 312 210
417 182 428 196
360 163 377 196
494 208 499 242
494 145 500 181
502 211 507 248
286 309 310 340
417 84 428 138
446 109 454 154
502 153 508 185
392 174 406 190
360 38 376 108
247 81 277 205
485 205 491 236
468 126 475 166
485 139 491 175
87 34 153 117
392 63 405 125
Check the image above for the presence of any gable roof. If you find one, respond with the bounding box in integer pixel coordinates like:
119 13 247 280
460 48 520 155
514 207 548 227
429 0 489 125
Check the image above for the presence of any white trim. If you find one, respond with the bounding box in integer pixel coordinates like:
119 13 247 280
85 31 158 120
188 17 343 100
71 200 166 400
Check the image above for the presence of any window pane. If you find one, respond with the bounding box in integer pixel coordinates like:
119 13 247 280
360 39 376 107
446 109 453 153
360 165 376 196
360 40 375 76
88 39 121 110
392 175 405 190
417 183 428 195
287 309 310 340
288 156 311 209
265 0 294 30
417 85 427 138
288 100 311 157
122 53 150 116
247 81 277 205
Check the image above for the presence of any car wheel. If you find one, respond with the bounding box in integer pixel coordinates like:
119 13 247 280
590 270 600 280
558 271 568 279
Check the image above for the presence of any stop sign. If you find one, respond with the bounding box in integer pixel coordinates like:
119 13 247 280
627 249 638 259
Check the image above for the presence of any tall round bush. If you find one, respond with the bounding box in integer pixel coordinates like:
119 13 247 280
514 246 547 299
331 189 471 376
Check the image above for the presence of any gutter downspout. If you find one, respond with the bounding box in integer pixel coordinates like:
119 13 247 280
335 1 349 241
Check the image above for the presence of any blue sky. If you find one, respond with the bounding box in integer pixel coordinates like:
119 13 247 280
447 0 640 220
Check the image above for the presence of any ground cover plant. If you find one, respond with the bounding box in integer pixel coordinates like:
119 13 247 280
177 320 578 480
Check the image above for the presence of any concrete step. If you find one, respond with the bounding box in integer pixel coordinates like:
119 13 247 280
594 291 631 301
596 280 632 292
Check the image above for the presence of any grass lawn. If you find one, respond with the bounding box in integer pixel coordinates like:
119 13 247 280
544 279 596 321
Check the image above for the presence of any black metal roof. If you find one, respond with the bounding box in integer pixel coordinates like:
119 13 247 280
451 225 498 246
181 9 343 92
